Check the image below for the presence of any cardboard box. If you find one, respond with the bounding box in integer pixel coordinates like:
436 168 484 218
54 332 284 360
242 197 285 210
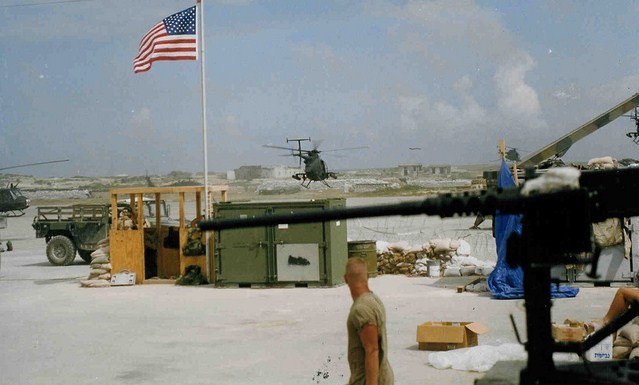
552 323 586 342
416 321 489 351
585 334 613 361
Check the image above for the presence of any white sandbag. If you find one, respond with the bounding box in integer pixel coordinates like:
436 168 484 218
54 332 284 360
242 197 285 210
91 256 109 264
460 266 476 276
388 241 410 253
376 241 390 254
476 266 494 276
521 167 580 196
592 218 623 248
588 156 616 169
443 266 461 277
406 245 423 254
90 249 107 258
456 240 471 256
431 238 454 253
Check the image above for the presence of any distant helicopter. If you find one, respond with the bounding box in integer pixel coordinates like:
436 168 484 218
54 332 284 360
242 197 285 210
0 160 69 217
263 138 367 187
505 147 521 162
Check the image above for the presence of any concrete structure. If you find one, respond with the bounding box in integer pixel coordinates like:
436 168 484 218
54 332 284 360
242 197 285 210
234 165 264 180
233 165 301 180
426 164 451 175
398 164 423 177
398 164 451 177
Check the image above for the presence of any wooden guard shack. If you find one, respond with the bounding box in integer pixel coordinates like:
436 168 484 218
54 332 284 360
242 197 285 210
109 186 228 284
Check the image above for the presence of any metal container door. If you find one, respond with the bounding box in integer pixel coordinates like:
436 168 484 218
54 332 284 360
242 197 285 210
271 205 326 283
215 207 270 284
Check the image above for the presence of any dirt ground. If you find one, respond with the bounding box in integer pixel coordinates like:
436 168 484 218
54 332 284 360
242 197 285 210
0 201 631 385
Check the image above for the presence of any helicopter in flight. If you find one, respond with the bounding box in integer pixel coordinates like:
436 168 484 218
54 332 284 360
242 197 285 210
0 159 69 217
263 138 367 187
505 147 521 162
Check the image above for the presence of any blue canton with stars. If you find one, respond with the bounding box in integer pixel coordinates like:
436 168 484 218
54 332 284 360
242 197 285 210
163 6 196 36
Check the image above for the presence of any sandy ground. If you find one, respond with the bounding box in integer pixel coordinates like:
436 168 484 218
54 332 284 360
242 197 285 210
0 202 630 385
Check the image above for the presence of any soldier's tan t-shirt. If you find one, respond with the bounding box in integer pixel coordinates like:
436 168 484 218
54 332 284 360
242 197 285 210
346 291 394 385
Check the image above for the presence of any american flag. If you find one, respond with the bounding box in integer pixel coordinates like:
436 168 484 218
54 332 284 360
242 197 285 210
133 6 198 74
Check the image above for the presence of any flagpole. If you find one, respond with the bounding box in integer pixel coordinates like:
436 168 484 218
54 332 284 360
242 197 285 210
198 0 211 282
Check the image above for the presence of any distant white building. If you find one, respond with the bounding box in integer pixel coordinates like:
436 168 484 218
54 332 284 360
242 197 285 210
398 163 451 177
232 165 301 180
267 165 301 179
425 164 451 175
398 164 423 177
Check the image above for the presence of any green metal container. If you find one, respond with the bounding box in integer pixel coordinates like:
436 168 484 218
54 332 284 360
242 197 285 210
212 199 347 287
347 240 378 277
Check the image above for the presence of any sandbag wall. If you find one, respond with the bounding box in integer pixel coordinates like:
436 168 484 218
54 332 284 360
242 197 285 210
375 238 494 277
80 237 112 288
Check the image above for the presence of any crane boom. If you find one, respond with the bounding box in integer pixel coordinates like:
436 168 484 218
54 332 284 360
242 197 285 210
519 93 639 168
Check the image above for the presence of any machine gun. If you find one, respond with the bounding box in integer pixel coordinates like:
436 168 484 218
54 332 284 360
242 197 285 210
200 167 639 385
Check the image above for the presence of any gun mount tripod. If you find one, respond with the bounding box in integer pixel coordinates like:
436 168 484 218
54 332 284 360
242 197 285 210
201 167 639 385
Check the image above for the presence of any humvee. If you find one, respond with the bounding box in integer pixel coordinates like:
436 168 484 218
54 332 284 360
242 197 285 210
32 200 172 266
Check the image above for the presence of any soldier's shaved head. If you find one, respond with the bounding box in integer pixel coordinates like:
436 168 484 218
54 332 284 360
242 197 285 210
345 257 368 284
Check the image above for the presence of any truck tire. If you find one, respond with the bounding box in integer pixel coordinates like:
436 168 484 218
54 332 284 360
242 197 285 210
78 250 92 263
46 236 76 266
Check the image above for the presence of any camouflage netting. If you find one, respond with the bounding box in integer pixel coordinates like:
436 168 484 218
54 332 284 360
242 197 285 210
375 238 494 277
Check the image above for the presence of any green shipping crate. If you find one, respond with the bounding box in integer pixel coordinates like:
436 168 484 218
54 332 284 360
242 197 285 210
212 199 348 287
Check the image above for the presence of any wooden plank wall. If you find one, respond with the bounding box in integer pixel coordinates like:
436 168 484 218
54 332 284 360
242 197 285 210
110 229 145 284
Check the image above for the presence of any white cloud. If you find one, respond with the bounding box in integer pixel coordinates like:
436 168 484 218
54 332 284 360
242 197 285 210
387 0 546 132
494 54 541 118
398 76 487 137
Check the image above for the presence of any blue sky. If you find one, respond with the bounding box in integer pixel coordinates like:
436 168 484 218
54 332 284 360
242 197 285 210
2 0 639 177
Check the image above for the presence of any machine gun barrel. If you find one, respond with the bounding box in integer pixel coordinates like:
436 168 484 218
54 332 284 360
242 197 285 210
199 189 525 231
199 167 639 232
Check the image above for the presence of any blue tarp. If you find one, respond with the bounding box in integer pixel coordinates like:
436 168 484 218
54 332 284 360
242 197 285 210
487 160 579 299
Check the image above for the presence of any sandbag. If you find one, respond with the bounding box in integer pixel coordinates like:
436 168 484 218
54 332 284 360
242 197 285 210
619 323 639 345
592 218 623 248
443 266 461 277
613 345 631 359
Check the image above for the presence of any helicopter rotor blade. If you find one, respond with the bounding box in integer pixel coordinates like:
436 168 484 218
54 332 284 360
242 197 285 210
0 159 69 172
263 144 297 151
320 146 369 153
263 144 312 155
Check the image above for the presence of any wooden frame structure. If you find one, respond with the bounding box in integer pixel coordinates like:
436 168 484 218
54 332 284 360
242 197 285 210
109 185 228 284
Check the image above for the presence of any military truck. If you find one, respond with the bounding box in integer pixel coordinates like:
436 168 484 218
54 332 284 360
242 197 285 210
32 200 173 266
